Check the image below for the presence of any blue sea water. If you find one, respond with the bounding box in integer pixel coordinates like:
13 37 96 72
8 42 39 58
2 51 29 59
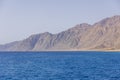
0 51 120 80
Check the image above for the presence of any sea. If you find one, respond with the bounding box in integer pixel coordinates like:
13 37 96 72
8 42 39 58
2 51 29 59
0 51 120 80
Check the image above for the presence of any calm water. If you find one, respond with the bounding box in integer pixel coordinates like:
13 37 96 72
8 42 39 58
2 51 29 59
0 51 120 80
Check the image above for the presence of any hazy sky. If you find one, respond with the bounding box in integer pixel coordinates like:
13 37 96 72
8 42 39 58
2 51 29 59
0 0 120 44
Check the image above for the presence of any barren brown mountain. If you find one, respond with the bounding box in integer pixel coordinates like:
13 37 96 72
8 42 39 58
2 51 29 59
0 15 120 51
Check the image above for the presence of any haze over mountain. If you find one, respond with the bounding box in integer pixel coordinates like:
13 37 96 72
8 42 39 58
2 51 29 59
0 15 120 51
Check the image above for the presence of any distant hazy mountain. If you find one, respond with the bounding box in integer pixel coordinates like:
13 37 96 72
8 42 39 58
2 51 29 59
0 15 120 51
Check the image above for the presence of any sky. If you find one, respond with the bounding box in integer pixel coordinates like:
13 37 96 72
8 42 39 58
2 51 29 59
0 0 120 44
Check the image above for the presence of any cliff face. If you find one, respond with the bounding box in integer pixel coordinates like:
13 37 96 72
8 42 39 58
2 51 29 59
0 15 120 51
79 15 120 50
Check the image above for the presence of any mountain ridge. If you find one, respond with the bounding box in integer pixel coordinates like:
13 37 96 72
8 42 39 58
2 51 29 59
0 15 120 51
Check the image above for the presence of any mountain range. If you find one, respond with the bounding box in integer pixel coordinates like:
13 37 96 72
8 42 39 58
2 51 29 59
0 15 120 51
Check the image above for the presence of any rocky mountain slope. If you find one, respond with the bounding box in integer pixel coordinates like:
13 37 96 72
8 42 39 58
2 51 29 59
0 15 120 51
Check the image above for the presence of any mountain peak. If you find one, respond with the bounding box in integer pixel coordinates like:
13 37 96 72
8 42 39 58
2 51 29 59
79 23 91 27
93 15 120 27
68 23 91 32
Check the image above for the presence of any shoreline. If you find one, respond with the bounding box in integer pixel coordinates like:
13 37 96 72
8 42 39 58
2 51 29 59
0 49 120 53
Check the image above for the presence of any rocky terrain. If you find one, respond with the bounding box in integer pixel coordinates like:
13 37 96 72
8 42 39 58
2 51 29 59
0 15 120 51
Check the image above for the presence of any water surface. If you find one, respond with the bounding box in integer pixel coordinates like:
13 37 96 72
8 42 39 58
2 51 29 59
0 51 120 80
